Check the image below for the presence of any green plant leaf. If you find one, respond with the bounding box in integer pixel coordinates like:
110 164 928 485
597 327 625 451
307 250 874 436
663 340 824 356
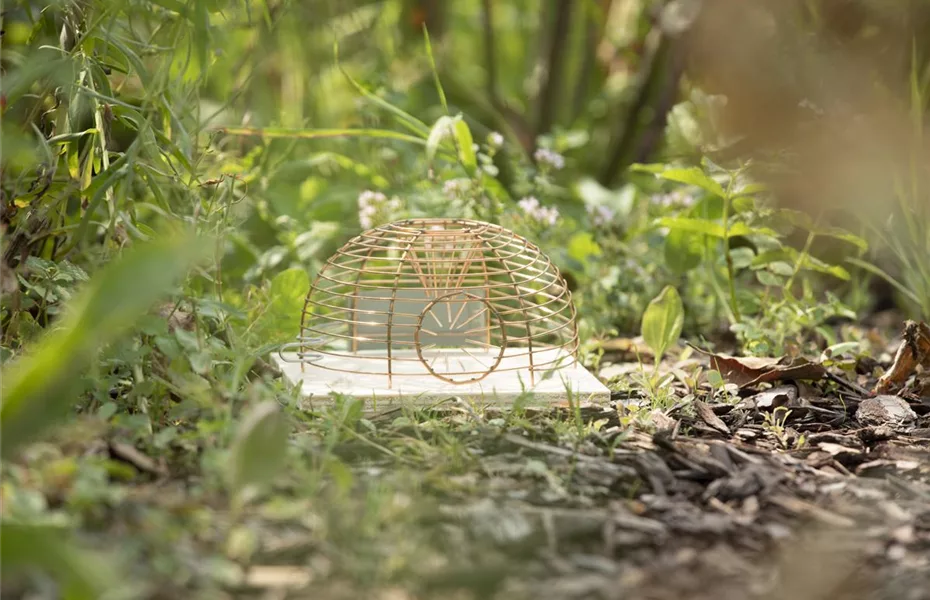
641 286 684 362
658 216 725 237
664 229 703 274
228 401 291 497
653 167 725 198
253 267 310 340
0 233 209 456
1 523 121 600
453 118 477 175
567 231 602 264
658 216 777 239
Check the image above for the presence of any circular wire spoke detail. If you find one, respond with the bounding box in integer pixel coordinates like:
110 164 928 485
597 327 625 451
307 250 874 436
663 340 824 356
296 218 579 386
414 292 505 384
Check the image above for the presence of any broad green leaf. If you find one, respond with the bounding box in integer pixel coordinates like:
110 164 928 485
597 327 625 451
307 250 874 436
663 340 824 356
751 248 794 268
726 222 778 237
657 217 725 238
0 233 209 456
567 231 602 264
641 286 684 362
752 248 850 280
732 181 769 197
755 270 785 287
654 167 725 198
1 523 121 600
731 196 755 213
819 227 869 251
821 341 862 361
629 163 666 174
252 267 310 339
664 229 702 274
453 119 477 175
228 401 290 496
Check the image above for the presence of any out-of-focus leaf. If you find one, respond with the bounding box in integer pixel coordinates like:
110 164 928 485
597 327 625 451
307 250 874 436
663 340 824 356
664 229 703 274
254 267 310 339
221 127 427 146
641 286 684 362
1 523 121 600
660 217 777 239
0 233 209 455
228 401 291 496
634 165 725 198
567 231 602 264
453 119 477 175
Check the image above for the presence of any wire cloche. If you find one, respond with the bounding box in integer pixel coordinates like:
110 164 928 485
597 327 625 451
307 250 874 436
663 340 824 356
280 218 580 389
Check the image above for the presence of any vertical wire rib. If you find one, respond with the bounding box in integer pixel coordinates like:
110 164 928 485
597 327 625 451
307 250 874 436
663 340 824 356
386 229 420 388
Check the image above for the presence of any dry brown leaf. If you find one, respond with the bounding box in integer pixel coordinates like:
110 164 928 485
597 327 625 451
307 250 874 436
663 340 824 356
874 321 930 393
690 345 826 388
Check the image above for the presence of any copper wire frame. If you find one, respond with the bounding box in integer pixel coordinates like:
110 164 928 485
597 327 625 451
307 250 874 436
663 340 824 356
280 218 580 388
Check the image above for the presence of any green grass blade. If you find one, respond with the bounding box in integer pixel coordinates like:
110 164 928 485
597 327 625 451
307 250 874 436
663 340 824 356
219 127 427 145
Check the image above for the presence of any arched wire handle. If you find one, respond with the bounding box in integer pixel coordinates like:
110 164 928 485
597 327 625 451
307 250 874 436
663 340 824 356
276 337 326 365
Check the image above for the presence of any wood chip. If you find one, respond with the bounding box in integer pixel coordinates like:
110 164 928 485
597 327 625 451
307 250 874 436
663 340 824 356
244 566 313 589
108 441 167 476
694 400 730 435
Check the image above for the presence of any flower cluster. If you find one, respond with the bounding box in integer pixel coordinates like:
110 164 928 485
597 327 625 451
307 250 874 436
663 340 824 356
651 190 696 208
533 147 565 171
518 196 560 226
587 204 616 227
358 190 401 229
442 178 471 198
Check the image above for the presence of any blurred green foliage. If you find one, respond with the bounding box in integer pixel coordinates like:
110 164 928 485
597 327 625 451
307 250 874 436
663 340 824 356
0 0 921 597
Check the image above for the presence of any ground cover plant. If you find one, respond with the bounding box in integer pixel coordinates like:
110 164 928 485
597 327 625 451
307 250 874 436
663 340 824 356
2 1 930 599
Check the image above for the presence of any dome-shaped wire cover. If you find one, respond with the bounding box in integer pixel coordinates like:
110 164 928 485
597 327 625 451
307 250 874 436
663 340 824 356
287 218 579 387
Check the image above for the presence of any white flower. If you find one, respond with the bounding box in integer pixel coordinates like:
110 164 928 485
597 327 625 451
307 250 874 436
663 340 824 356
533 148 565 170
651 190 695 208
487 131 504 149
518 196 541 213
538 205 560 226
443 179 470 197
357 190 398 229
518 196 559 225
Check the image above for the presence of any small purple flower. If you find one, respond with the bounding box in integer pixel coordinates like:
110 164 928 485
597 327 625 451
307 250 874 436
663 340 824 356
534 148 565 170
588 204 615 226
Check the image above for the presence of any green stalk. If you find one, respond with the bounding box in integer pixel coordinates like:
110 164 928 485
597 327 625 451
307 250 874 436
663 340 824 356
722 174 741 323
